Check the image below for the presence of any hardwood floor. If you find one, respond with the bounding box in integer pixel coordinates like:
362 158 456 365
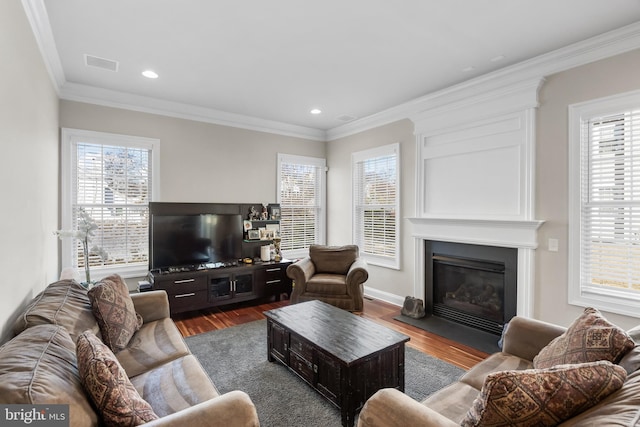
173 297 490 370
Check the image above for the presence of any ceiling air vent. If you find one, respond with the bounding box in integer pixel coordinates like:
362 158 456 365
336 114 357 122
84 54 119 72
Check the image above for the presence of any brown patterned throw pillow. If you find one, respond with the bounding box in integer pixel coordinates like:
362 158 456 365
533 307 634 369
77 331 158 426
88 274 143 352
461 361 627 427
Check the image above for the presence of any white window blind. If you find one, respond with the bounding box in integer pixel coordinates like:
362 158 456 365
352 143 400 269
581 110 640 295
277 154 326 258
62 129 160 279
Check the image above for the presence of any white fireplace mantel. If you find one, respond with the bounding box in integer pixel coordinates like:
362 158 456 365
408 217 545 249
409 217 544 318
408 78 545 319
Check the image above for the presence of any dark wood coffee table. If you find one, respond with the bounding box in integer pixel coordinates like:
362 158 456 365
264 300 410 427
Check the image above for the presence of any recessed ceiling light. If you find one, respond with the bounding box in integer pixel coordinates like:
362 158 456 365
142 70 159 79
310 108 322 115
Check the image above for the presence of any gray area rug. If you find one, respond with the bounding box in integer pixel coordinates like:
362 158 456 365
185 319 464 427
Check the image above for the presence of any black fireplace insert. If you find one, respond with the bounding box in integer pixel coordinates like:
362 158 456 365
425 241 517 336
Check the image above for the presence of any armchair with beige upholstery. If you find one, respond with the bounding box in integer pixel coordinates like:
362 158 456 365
286 245 368 311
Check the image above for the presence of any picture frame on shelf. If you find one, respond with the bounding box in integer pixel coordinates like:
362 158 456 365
266 223 280 237
268 203 281 220
243 220 252 232
247 229 260 240
260 228 274 240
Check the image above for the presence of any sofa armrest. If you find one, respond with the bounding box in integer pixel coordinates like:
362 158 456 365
346 257 369 289
358 388 459 427
130 291 170 324
502 316 566 361
144 391 259 427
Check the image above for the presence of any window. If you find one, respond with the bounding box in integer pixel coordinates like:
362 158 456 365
277 154 326 258
61 128 160 280
277 154 326 259
568 91 640 318
352 143 400 269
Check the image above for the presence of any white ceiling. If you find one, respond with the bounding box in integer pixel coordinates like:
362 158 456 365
32 1 640 137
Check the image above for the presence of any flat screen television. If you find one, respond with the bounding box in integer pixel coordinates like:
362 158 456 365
150 212 243 271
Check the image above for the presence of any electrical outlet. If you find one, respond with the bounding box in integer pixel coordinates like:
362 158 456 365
548 238 559 252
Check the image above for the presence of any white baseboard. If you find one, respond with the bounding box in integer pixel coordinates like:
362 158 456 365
363 286 405 307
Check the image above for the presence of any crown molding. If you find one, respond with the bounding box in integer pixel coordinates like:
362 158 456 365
21 0 65 92
59 83 327 141
411 77 545 135
23 0 325 141
23 0 640 142
326 21 640 141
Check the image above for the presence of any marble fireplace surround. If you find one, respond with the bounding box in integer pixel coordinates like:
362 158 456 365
408 78 546 318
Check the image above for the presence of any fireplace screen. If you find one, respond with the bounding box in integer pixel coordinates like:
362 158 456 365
433 255 505 333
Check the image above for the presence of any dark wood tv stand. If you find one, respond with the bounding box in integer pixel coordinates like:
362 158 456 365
148 260 292 315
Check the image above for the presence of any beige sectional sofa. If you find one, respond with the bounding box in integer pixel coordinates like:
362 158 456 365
0 278 259 427
358 311 640 426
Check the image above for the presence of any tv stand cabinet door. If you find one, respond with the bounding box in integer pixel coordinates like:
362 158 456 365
209 273 234 304
234 270 255 298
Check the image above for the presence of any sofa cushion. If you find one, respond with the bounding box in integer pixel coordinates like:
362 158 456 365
560 368 640 426
460 352 533 391
310 245 358 275
116 317 191 378
77 330 158 426
627 324 640 343
12 279 99 342
423 381 480 425
461 361 626 427
306 274 348 295
88 274 143 353
619 346 640 375
129 355 219 417
533 307 634 369
0 324 99 427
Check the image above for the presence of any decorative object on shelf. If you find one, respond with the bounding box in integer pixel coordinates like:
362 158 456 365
243 220 252 232
261 245 271 262
54 207 108 286
248 206 262 221
273 236 282 262
261 204 269 220
268 203 281 220
247 229 260 240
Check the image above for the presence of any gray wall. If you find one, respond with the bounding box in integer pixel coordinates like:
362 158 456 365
0 1 60 342
326 119 416 302
59 101 326 204
536 48 640 329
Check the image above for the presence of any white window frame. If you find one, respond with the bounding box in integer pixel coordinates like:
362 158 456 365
568 90 640 318
352 143 400 270
61 128 160 280
276 153 326 259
